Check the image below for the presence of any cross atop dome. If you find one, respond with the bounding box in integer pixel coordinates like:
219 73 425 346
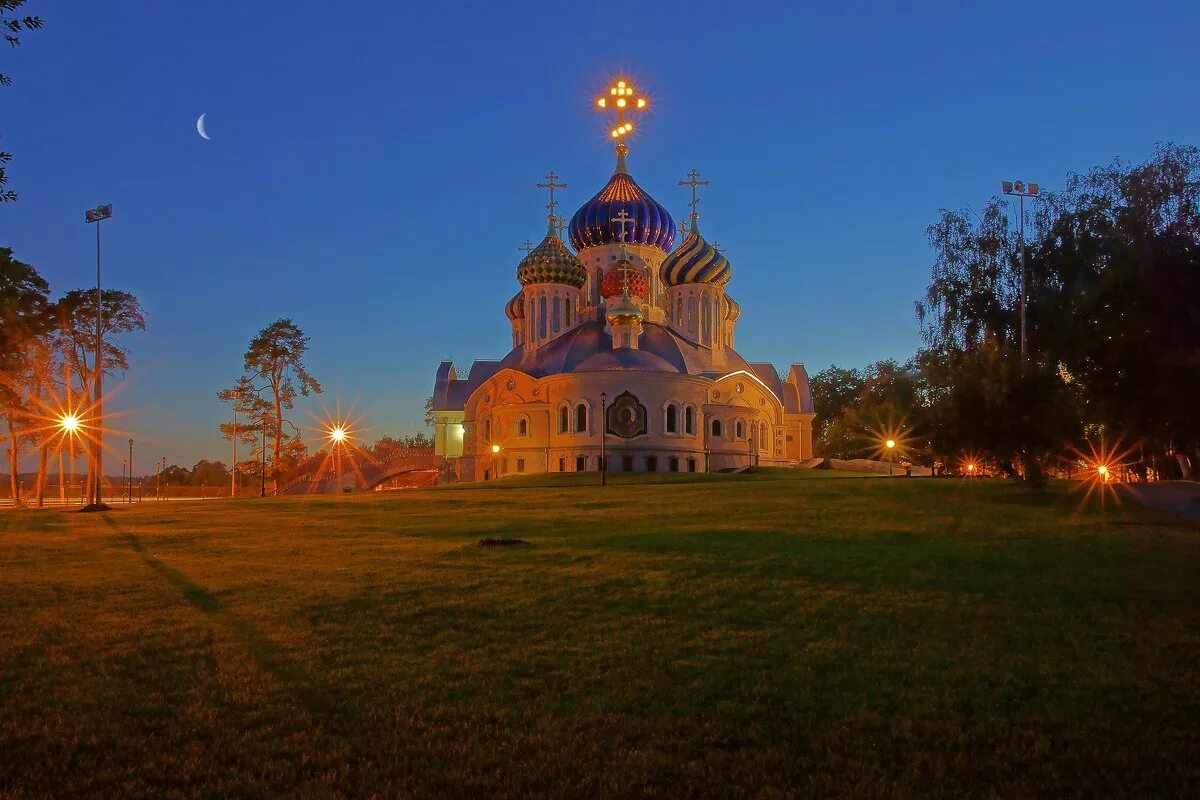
536 171 567 232
678 170 710 222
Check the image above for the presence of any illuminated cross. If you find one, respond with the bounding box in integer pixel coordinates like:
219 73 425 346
678 169 709 221
519 240 534 256
536 171 567 223
677 218 690 243
595 79 647 142
611 209 634 243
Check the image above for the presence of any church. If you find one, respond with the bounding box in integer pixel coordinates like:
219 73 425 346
431 80 814 480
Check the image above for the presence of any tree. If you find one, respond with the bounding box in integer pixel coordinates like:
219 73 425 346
809 366 863 449
55 288 146 503
222 319 321 495
1 1 43 202
0 247 49 502
424 396 434 428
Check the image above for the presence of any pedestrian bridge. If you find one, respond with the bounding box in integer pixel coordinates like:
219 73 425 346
282 448 441 495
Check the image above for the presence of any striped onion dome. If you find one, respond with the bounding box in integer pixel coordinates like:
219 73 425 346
723 294 741 322
517 222 586 288
568 146 676 253
599 256 649 299
660 219 731 287
505 290 525 320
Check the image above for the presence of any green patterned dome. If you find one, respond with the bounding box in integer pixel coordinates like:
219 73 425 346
517 222 586 288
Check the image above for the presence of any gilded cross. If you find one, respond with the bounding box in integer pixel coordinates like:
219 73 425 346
617 259 637 297
519 240 534 256
677 218 690 243
536 171 567 223
611 209 634 243
678 169 709 221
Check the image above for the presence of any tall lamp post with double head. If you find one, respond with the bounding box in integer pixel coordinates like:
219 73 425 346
1001 180 1039 365
84 203 112 509
600 392 608 487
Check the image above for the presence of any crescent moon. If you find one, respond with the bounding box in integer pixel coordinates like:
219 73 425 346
196 113 211 140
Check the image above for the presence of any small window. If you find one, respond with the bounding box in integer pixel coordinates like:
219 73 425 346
684 406 695 435
516 458 525 473
711 419 723 438
621 456 634 472
576 455 587 471
735 420 745 439
669 457 680 472
575 403 588 433
666 404 678 434
517 418 528 436
687 458 697 473
558 457 565 472
646 456 658 472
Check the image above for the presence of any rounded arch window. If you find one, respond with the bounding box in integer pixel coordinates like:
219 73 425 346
574 403 588 433
665 403 678 434
735 420 745 439
558 404 569 434
517 417 529 436
711 419 723 438
684 405 696 435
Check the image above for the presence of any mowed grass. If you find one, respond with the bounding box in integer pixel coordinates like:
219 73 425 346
1 470 1198 798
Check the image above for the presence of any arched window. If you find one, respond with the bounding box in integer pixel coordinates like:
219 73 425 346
701 294 711 344
711 419 723 438
552 297 562 333
735 419 745 439
565 297 572 327
684 405 695 435
575 403 588 433
665 404 678 434
594 268 603 303
538 294 548 339
676 297 683 325
517 417 528 436
687 295 698 334
558 405 569 434
483 418 491 442
760 422 768 450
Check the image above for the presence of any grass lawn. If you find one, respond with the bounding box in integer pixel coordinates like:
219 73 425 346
1 470 1198 798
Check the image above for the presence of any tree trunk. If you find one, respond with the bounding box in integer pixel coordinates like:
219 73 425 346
6 415 21 506
35 444 49 507
273 385 283 496
58 449 66 503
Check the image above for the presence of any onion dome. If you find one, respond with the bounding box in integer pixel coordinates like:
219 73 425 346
568 145 676 253
599 258 649 299
723 294 741 322
660 219 731 287
517 222 586 288
606 293 642 322
505 291 525 321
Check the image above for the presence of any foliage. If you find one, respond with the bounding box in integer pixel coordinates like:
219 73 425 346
1 0 43 202
220 319 321 494
370 433 433 460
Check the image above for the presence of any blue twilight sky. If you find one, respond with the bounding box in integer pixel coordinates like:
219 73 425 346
3 0 1197 469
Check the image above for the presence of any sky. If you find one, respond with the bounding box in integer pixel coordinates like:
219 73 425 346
4 0 1198 470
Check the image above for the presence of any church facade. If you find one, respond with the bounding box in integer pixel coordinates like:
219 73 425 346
431 82 814 480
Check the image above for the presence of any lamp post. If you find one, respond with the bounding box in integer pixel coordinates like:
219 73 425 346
600 392 608 487
231 408 237 499
491 443 500 480
1001 180 1040 365
886 439 896 476
84 203 112 509
329 425 347 494
127 438 133 503
749 432 755 469
121 458 126 500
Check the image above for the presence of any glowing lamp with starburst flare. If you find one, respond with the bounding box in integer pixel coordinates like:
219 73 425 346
329 426 348 445
59 414 81 434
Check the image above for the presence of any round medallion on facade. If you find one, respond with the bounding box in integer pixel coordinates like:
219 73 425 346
517 225 587 288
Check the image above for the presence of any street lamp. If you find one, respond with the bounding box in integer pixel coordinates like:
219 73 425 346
329 425 348 494
491 443 500 480
84 203 112 510
128 438 133 504
600 392 608 487
1001 180 1040 364
886 439 896 476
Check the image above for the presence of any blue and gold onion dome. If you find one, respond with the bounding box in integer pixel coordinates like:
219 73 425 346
517 223 587 288
660 219 732 287
568 148 676 253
